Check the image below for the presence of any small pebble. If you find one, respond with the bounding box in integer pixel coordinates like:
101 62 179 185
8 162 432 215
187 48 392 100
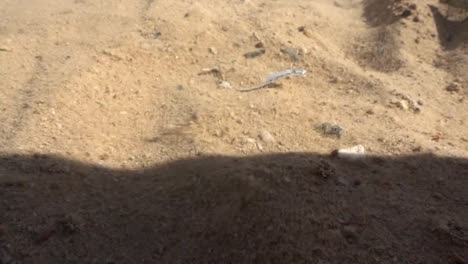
397 100 409 111
259 129 275 143
341 225 358 241
255 42 264 48
244 49 265 59
298 26 313 38
0 46 12 52
446 82 461 92
433 193 443 200
209 47 218 55
218 81 232 89
99 153 110 161
318 123 344 138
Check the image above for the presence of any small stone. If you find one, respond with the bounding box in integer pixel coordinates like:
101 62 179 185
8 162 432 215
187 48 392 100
318 123 344 138
329 76 341 83
317 160 335 179
259 129 275 143
244 49 266 59
298 26 313 38
0 46 12 52
254 42 264 48
412 146 422 152
209 47 218 55
353 179 362 186
341 225 358 241
57 213 83 235
413 15 421 23
412 106 421 113
218 81 232 89
401 9 412 18
397 100 409 111
417 100 424 106
99 153 110 161
409 3 417 10
366 109 375 115
446 82 461 93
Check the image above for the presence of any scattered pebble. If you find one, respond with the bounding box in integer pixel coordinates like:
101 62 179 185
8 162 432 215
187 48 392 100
199 67 224 80
432 192 443 200
99 153 110 161
218 81 232 89
255 42 265 48
259 129 275 143
317 160 335 179
412 146 423 152
401 9 412 18
396 100 409 111
213 129 223 137
0 46 12 52
341 225 358 241
209 47 218 55
298 26 313 38
318 123 344 138
334 145 366 160
446 82 462 93
244 49 266 59
329 76 341 83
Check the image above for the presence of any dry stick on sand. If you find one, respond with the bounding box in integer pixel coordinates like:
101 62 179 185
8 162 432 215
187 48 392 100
238 69 307 92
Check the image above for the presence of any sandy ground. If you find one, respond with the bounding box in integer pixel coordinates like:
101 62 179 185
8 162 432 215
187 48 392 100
0 0 467 263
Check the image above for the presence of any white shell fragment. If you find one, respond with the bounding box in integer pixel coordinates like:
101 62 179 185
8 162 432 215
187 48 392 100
337 145 366 159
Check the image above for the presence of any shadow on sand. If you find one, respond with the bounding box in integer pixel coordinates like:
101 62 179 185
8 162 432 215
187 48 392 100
0 152 467 263
430 5 468 51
